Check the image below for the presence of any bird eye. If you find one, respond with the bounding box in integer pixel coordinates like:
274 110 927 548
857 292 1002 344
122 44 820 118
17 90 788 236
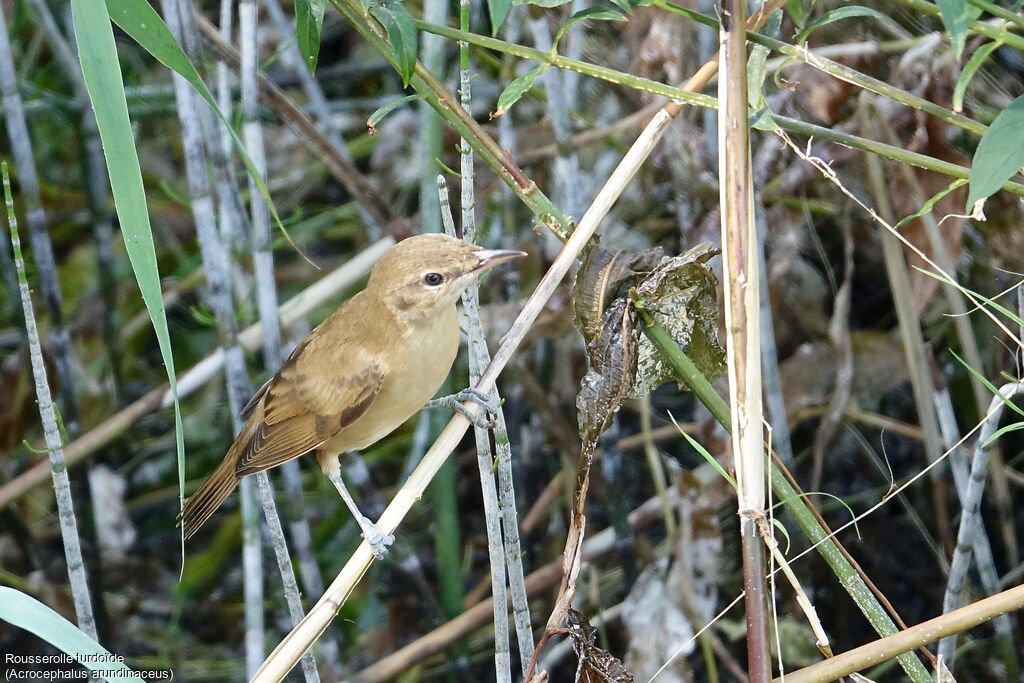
423 272 444 286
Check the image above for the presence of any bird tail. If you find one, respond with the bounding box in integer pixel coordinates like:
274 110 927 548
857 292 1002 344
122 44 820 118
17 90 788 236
177 443 244 540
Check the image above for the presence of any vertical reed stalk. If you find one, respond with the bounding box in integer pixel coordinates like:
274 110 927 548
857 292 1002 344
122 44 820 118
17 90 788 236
717 0 769 678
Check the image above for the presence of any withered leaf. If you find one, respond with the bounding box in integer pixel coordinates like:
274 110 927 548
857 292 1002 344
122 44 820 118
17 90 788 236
631 242 725 398
567 609 636 683
573 240 665 344
576 298 637 459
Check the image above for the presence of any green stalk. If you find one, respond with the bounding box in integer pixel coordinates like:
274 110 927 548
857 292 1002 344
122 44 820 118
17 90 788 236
968 0 1024 29
630 292 932 682
415 20 717 108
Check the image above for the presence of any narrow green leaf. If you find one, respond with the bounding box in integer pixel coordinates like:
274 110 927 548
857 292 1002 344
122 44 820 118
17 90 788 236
553 7 625 51
796 6 894 44
0 587 143 682
787 0 807 28
295 0 327 72
892 178 967 231
773 493 862 539
369 0 418 86
953 40 1001 113
367 93 420 133
967 94 1024 213
747 9 782 110
772 517 792 554
488 0 512 35
914 268 1024 327
493 62 549 117
951 350 1024 419
935 0 970 59
668 411 737 488
983 420 1024 448
104 0 311 264
71 0 185 517
512 0 573 8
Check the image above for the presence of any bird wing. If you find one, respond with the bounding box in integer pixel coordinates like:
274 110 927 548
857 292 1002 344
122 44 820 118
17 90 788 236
234 343 384 476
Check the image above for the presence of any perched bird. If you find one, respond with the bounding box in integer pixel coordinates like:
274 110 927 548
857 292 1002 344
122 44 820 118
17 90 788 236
178 234 525 557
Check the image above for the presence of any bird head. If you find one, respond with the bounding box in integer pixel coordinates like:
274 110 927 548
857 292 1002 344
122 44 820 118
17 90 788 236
368 234 526 318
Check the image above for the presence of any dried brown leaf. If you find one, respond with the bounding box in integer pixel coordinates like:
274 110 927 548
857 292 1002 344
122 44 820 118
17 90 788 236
577 298 638 456
574 241 664 344
631 242 726 397
567 609 636 683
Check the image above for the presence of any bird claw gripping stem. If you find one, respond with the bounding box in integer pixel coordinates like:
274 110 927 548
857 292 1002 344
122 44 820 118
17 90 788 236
426 387 499 430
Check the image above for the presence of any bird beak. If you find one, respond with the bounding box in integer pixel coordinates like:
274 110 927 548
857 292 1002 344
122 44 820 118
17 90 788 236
472 248 527 273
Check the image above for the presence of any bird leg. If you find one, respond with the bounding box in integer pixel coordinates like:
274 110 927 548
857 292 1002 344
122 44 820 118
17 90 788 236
321 462 394 559
426 387 498 429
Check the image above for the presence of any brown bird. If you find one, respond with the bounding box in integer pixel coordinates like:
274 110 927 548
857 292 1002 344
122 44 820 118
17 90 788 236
178 234 525 557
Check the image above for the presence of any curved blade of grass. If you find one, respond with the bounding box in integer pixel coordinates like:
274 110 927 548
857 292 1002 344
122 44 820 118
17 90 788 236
0 587 143 682
367 93 421 133
104 0 314 266
796 6 895 43
892 178 966 231
951 349 1024 419
71 0 185 522
983 420 1024 448
953 40 1001 113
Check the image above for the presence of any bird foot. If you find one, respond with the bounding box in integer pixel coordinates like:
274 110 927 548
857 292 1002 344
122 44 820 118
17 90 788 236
427 387 498 429
361 520 395 560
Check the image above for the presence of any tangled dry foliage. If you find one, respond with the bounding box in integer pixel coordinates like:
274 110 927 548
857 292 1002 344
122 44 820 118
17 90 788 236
1 0 1024 682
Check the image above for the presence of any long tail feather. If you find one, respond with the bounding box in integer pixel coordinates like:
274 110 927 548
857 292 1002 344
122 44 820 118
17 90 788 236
177 434 248 539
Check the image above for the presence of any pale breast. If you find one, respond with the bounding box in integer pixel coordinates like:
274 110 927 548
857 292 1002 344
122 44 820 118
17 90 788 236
322 305 460 454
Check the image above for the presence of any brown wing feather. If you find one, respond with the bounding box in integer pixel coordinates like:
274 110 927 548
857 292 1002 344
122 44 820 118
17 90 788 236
234 363 383 475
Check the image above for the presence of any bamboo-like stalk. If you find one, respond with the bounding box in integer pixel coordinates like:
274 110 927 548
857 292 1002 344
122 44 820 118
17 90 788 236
240 0 280 371
3 163 97 641
453 11 511 677
159 0 266 672
224 4 339 672
718 0 770 679
157 3 322 673
0 240 393 509
939 383 1024 667
0 2 82 438
933 386 1010 632
238 3 321 681
779 582 1024 683
458 2 534 669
